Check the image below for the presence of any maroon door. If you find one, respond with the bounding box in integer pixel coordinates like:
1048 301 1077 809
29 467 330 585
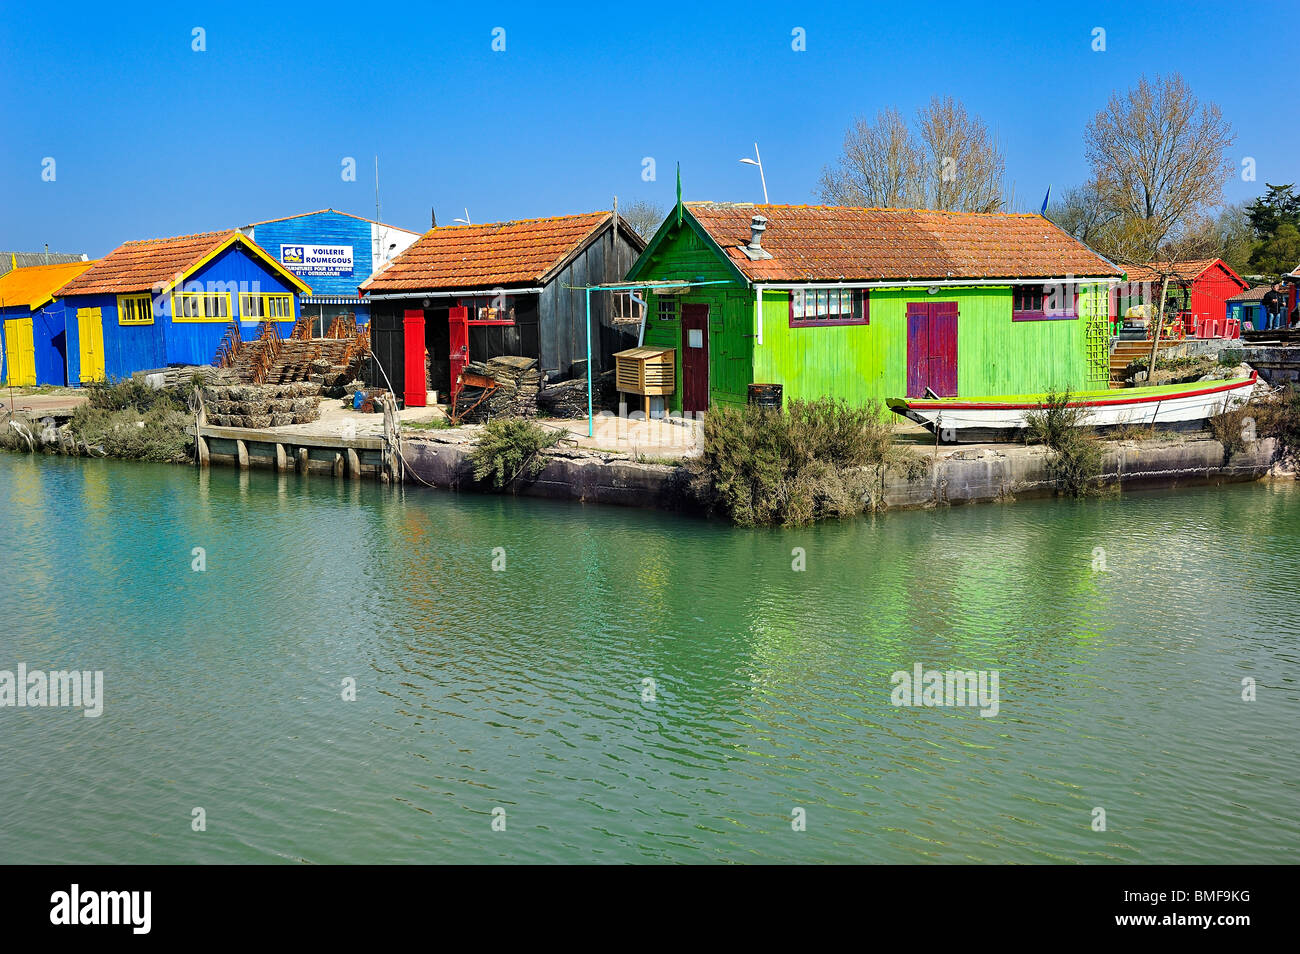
906 302 959 397
681 303 709 413
403 309 427 407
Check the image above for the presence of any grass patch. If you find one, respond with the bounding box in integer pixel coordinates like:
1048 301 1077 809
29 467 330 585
688 397 928 526
404 417 456 431
1207 399 1254 462
68 400 192 462
1023 389 1106 496
470 418 565 488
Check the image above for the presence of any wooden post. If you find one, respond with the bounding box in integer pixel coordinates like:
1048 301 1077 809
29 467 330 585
274 443 287 472
332 452 343 478
197 433 210 468
346 447 360 478
297 447 308 473
236 439 249 470
1145 274 1171 381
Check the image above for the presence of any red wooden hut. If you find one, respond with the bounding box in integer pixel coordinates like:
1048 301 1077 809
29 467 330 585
1119 258 1249 338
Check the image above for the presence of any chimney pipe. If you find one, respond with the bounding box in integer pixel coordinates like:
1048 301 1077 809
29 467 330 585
431 208 437 228
748 214 768 251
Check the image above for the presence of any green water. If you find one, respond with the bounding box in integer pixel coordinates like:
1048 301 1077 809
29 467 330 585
0 453 1296 864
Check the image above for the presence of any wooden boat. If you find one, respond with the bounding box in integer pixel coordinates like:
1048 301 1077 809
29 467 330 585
886 372 1259 443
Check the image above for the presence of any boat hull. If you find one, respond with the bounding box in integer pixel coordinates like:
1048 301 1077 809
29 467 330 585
887 373 1259 443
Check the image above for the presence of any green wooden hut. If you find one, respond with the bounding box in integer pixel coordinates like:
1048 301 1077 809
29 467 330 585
625 202 1124 412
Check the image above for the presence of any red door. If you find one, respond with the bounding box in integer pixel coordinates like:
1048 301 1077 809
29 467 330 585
403 309 427 407
681 303 709 413
448 305 468 405
906 302 959 397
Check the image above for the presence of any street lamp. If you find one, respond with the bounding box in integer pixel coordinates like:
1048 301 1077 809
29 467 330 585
739 142 768 204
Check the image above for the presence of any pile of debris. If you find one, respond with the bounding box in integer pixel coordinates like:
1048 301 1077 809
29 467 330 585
201 382 322 429
537 369 617 418
453 356 544 422
134 365 236 390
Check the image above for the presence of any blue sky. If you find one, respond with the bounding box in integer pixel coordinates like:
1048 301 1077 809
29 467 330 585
1 0 1294 256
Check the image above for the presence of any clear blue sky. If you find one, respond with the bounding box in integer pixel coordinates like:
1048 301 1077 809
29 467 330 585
1 0 1293 257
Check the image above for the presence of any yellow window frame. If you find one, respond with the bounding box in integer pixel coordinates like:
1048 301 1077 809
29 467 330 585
117 293 155 325
171 291 233 323
239 292 296 322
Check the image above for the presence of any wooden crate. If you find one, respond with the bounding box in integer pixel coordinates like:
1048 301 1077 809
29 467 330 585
614 347 675 396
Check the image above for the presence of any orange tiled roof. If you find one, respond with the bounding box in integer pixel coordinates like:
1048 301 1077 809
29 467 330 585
56 230 244 296
0 260 97 310
1124 259 1225 285
361 212 614 292
683 202 1122 283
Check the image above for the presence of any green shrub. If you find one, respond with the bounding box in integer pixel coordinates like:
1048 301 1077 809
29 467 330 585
1207 399 1254 461
470 418 564 488
1023 389 1106 496
85 377 175 412
691 397 927 526
1218 348 1245 368
1256 386 1300 463
67 402 192 462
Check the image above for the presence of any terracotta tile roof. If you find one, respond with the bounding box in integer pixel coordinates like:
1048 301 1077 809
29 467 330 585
0 260 97 310
683 203 1123 283
55 230 243 297
361 212 615 293
1124 259 1225 285
1227 284 1277 302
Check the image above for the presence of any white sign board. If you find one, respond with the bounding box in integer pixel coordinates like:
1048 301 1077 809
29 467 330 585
279 244 354 277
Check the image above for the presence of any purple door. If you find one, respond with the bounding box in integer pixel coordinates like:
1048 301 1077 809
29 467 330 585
907 302 959 397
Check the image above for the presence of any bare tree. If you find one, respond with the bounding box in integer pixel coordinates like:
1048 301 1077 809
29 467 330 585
620 200 667 240
916 96 1005 213
1084 73 1234 259
819 97 1005 212
1047 182 1113 246
818 108 922 207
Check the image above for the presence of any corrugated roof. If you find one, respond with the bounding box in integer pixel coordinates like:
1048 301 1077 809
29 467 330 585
681 203 1122 283
361 211 616 293
0 260 97 310
0 251 88 278
55 230 310 297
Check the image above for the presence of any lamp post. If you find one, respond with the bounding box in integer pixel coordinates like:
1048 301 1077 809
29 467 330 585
739 142 768 204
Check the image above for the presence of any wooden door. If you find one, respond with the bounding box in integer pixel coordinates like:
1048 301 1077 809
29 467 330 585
448 305 469 404
3 318 36 387
77 307 105 383
681 303 709 413
402 309 426 407
906 302 958 397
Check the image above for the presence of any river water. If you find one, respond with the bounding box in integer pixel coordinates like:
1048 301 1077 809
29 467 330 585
0 453 1296 863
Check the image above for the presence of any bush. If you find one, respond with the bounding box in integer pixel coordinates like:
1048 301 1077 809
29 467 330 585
691 397 927 526
67 402 192 462
84 377 176 412
1023 389 1106 496
1255 386 1300 464
470 418 564 488
1207 399 1254 461
1218 348 1245 368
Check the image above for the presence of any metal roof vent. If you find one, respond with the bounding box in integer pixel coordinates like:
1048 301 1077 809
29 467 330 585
741 214 772 261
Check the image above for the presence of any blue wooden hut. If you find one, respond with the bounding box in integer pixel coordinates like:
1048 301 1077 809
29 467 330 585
239 209 421 331
55 230 311 383
0 259 96 386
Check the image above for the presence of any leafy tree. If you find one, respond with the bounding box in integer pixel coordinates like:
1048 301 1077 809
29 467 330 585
1245 183 1300 239
1251 223 1300 278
